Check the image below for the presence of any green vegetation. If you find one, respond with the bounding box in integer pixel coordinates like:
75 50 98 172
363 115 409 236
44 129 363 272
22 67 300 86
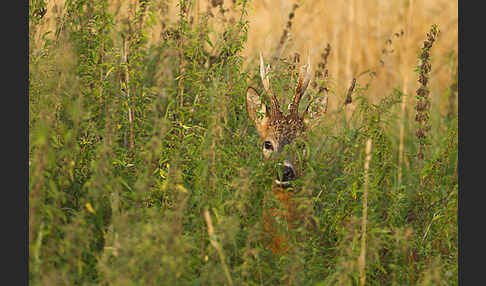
29 0 457 285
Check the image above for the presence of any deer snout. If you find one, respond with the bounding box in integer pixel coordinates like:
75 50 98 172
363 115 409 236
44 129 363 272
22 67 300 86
275 161 296 185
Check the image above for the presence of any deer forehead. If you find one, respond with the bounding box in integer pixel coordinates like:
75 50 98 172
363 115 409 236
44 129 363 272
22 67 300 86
265 117 305 149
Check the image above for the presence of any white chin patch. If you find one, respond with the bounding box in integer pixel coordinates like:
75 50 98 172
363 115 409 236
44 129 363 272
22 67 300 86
275 179 291 186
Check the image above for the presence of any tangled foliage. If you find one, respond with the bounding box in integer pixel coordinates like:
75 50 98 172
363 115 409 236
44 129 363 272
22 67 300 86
29 1 457 285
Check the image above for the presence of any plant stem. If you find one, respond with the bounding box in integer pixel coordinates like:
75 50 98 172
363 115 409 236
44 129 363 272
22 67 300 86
398 0 414 185
203 209 234 286
359 138 372 286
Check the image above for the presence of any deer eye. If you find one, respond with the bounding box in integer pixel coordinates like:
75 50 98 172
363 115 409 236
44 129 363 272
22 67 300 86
264 141 273 150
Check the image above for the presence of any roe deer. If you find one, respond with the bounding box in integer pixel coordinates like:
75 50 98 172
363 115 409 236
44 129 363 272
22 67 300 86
246 53 328 254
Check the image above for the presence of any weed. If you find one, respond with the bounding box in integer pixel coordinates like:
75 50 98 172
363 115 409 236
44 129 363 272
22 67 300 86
29 1 457 285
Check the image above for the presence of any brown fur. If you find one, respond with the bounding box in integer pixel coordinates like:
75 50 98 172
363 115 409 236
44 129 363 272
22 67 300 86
262 185 298 254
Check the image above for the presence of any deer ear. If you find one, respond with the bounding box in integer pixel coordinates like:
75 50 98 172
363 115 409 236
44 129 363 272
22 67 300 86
303 90 328 128
246 87 270 137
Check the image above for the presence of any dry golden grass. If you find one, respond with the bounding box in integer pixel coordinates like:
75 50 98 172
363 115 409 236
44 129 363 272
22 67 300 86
245 0 457 112
33 0 457 113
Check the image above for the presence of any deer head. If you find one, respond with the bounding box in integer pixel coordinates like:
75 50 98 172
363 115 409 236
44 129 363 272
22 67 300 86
246 53 328 187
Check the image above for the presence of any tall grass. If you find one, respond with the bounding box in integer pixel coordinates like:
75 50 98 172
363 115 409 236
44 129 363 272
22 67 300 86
29 0 457 285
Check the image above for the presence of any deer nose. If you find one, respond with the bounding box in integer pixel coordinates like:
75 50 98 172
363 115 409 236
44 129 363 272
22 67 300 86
276 162 296 184
282 165 296 181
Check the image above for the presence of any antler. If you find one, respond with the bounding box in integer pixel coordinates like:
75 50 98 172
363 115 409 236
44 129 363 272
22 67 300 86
260 53 283 119
289 53 312 118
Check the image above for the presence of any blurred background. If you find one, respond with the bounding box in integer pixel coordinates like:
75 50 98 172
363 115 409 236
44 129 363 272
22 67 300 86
34 0 458 112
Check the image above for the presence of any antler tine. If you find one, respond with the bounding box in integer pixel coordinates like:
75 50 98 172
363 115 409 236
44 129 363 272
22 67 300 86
259 52 270 95
290 53 312 117
259 52 282 119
